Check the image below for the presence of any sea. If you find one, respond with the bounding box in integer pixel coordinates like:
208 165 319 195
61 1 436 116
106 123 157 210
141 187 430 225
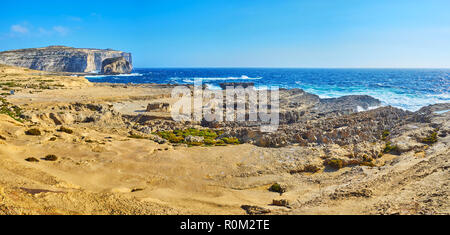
85 68 450 111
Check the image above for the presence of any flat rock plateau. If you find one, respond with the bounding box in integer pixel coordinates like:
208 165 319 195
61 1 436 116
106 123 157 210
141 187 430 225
0 64 448 215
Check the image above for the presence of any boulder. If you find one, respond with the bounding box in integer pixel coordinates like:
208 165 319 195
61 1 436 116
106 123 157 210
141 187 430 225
317 95 382 113
185 135 204 143
272 199 290 207
146 102 171 112
101 57 132 75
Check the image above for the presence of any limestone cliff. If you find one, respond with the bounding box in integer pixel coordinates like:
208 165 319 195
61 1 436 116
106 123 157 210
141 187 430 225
101 57 133 75
0 46 132 73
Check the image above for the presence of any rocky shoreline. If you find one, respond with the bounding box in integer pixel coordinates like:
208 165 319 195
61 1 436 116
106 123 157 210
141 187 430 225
0 64 448 215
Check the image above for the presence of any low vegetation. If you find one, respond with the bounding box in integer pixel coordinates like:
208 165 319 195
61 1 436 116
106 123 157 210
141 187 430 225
216 139 228 146
155 128 240 147
221 137 240 145
422 130 438 145
269 183 286 194
0 82 20 88
0 97 23 122
325 158 344 169
186 141 203 147
383 141 398 154
203 138 217 146
381 130 390 140
173 128 222 139
0 77 65 95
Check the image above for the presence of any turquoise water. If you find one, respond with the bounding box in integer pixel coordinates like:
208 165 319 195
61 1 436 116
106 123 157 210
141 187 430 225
85 68 450 111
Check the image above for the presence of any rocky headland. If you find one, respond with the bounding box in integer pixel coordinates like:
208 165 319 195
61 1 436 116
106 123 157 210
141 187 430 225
0 46 132 73
0 64 448 215
101 57 133 75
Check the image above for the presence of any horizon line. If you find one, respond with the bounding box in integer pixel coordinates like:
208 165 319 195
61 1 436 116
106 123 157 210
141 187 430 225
133 67 450 69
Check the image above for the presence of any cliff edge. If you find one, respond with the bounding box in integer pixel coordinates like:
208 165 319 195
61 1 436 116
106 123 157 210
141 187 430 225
0 46 132 73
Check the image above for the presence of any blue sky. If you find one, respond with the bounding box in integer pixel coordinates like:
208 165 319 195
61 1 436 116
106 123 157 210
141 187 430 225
1 0 449 68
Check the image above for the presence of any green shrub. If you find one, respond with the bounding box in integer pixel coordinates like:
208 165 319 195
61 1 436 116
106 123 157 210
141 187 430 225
325 158 344 169
187 141 203 147
422 131 438 144
383 141 398 153
156 131 173 140
222 137 240 145
25 128 41 136
168 134 184 143
172 128 219 139
215 139 226 146
0 97 23 122
381 130 390 140
362 155 372 162
203 138 216 146
269 183 286 194
155 128 240 146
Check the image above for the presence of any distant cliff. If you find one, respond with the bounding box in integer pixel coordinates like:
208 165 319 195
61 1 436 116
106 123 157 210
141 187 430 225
0 46 132 73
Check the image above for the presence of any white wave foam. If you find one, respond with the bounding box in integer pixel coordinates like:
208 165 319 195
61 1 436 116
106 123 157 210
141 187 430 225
298 85 450 111
426 93 450 99
205 84 222 90
356 105 382 112
172 75 262 82
85 73 143 79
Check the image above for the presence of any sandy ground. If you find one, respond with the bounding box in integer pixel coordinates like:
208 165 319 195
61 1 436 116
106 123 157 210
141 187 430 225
0 64 448 215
